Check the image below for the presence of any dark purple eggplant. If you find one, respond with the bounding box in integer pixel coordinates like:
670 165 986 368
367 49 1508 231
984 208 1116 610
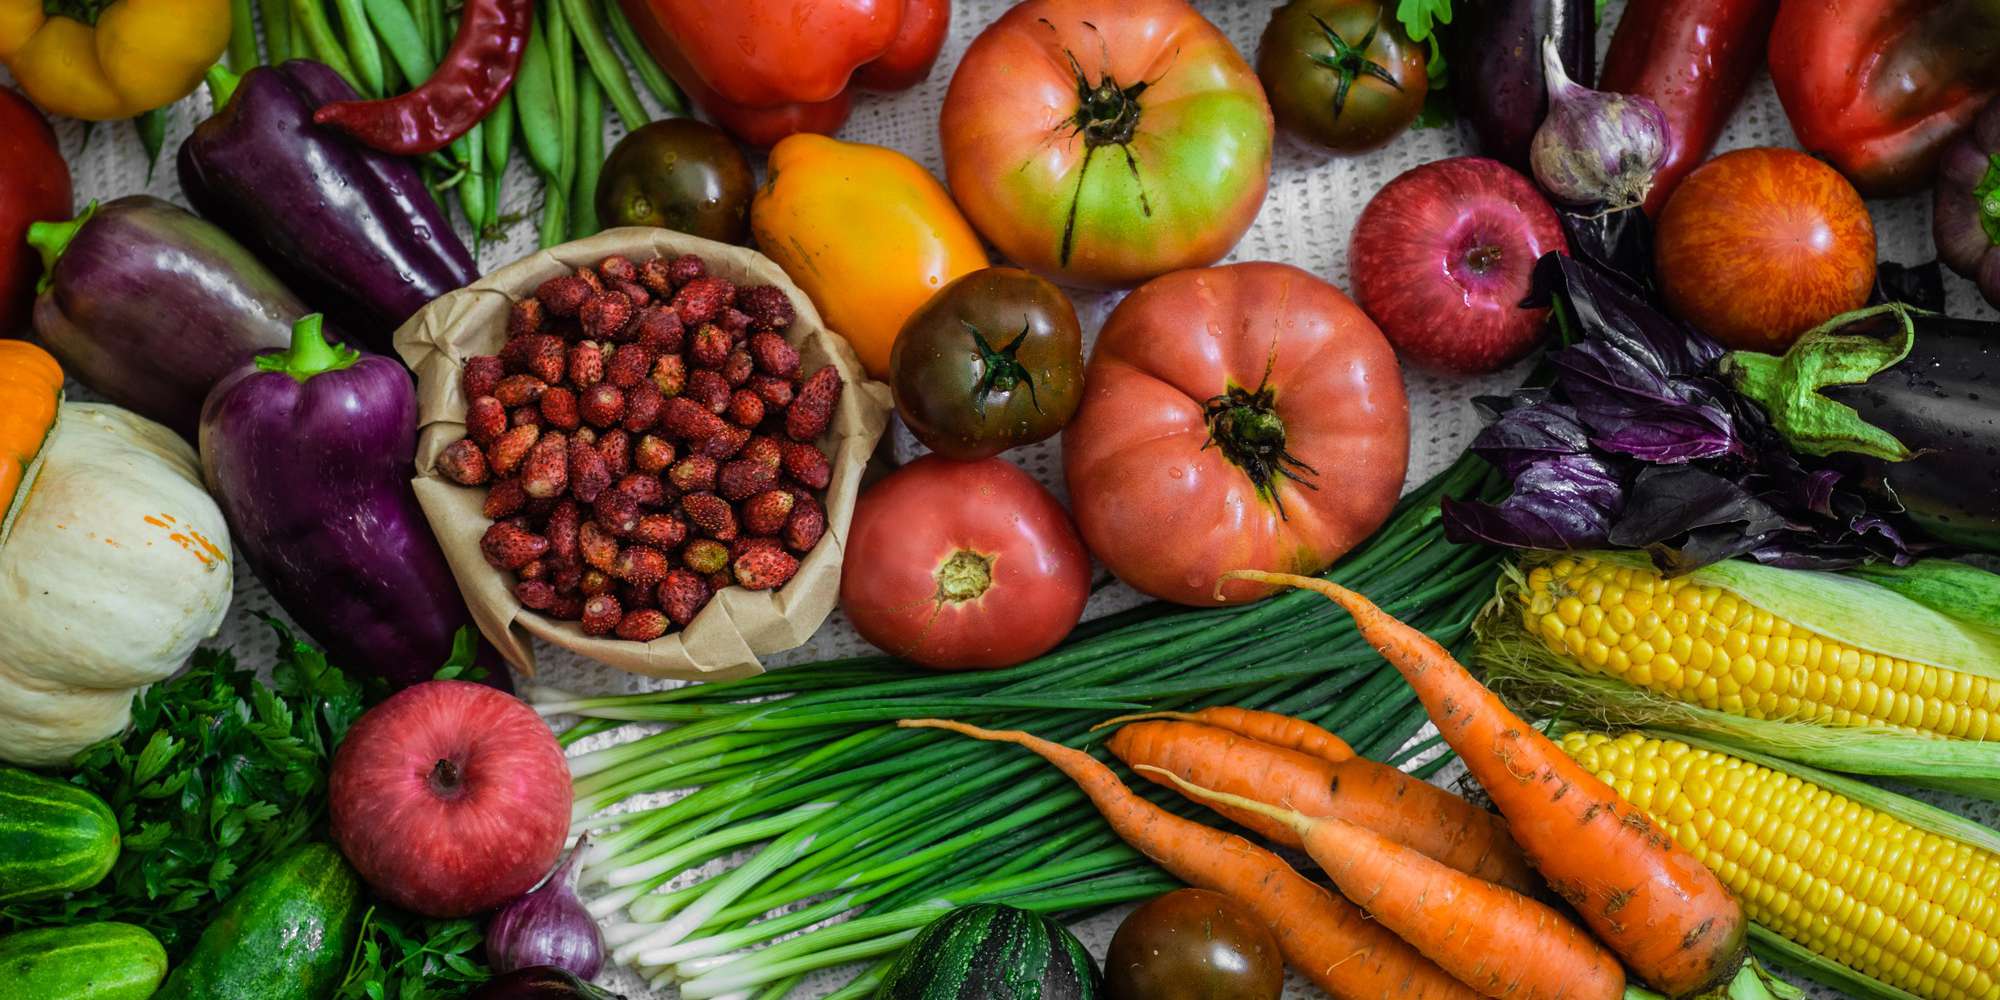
1724 306 2000 554
28 196 336 438
466 967 625 1000
177 62 475 353
1450 0 1595 170
198 314 505 689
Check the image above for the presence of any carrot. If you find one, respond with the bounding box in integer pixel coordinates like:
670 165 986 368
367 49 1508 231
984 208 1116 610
1106 719 1543 895
1140 765 1625 1000
900 719 1482 1000
1095 706 1356 762
1220 571 1749 999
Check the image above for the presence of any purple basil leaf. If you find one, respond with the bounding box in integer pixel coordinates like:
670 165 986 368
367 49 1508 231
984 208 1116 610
1442 454 1624 551
1469 403 1594 477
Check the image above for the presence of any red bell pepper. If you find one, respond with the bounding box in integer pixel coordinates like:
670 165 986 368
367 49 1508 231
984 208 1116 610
1601 0 1779 214
615 0 948 147
0 86 70 338
1769 0 2000 196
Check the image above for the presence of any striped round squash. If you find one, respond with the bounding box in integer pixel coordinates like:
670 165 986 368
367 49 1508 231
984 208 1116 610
877 903 1100 1000
0 766 119 903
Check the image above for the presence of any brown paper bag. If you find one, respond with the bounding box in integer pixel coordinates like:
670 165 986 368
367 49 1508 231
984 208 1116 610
395 228 891 682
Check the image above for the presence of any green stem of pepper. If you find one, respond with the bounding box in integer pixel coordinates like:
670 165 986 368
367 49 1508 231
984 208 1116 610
131 108 167 182
256 314 362 382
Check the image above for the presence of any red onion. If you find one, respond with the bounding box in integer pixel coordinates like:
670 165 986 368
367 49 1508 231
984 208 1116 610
1529 36 1669 209
486 835 604 979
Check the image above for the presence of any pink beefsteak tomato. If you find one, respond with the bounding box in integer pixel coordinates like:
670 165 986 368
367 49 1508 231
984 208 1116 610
841 456 1091 669
329 680 572 918
1349 156 1566 375
1063 262 1409 606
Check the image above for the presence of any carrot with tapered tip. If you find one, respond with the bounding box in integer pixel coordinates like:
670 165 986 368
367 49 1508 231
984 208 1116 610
1093 705 1356 762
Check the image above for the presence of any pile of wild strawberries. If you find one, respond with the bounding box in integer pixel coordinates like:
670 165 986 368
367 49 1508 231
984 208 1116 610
438 251 843 641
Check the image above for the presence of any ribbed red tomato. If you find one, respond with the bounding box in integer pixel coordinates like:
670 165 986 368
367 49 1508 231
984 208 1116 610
1063 262 1408 606
840 456 1091 669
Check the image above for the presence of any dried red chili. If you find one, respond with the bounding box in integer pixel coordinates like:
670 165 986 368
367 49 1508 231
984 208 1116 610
313 0 535 156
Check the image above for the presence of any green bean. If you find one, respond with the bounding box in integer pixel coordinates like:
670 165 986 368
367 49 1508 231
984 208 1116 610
259 0 291 63
559 0 649 131
570 69 603 239
603 0 686 114
482 91 513 238
412 0 437 53
331 0 384 95
545 0 578 247
459 122 488 253
229 0 258 69
363 0 432 82
131 109 167 182
514 11 564 183
290 0 359 87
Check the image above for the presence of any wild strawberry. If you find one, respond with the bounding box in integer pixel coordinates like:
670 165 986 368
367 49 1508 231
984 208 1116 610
483 477 527 518
634 306 685 356
667 254 705 287
598 255 639 283
689 323 731 369
730 535 783 561
639 256 674 295
518 557 549 580
437 438 489 485
546 499 581 563
747 332 800 378
549 593 586 621
596 428 632 475
569 436 612 504
576 267 604 293
668 455 718 492
604 344 653 389
633 513 687 550
616 609 669 641
580 568 614 596
579 521 620 571
501 333 565 382
662 396 729 440
611 545 670 588
717 457 777 501
786 367 842 441
582 594 623 635
784 498 826 552
495 374 546 407
727 390 765 428
539 387 581 430
741 489 795 536
780 440 831 489
652 353 687 397
722 350 754 387
510 405 542 429
736 285 796 331
581 291 634 340
634 434 675 473
579 383 625 427
695 424 751 460
488 424 540 476
715 309 751 338
574 427 597 446
732 544 798 590
686 369 731 414
742 435 783 470
682 538 729 575
682 492 738 541
616 472 666 507
622 382 665 433
748 374 794 409
508 297 546 338
522 432 570 498
548 559 583 595
515 579 557 611
463 355 505 398
481 521 549 570
671 276 735 328
536 274 592 316
568 340 605 387
614 280 651 310
658 570 712 626
594 489 642 536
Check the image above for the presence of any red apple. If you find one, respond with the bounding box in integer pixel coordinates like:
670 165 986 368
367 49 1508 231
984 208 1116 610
1656 147 1876 352
330 680 571 918
1349 156 1567 375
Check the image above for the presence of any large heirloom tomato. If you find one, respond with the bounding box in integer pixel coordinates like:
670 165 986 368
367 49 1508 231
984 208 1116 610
1063 263 1408 606
939 0 1274 289
841 456 1091 669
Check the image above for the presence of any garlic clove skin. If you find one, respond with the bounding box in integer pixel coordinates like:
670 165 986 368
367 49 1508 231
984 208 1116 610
1530 36 1671 210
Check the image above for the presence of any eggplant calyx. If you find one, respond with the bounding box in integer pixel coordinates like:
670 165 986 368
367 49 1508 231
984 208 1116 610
1975 153 2000 247
205 63 243 111
1718 302 1919 463
25 200 98 295
257 313 362 382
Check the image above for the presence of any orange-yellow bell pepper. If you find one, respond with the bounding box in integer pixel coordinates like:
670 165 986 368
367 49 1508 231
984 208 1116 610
751 134 987 379
0 0 231 120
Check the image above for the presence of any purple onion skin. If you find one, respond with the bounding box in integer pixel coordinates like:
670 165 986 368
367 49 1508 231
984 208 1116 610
486 837 603 979
198 317 503 690
1933 98 2000 308
466 968 624 1000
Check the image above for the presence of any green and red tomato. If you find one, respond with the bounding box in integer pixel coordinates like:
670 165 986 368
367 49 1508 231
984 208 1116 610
1257 0 1428 153
1105 889 1284 1000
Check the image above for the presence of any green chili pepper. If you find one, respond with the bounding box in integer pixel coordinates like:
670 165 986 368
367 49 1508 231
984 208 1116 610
603 0 687 115
132 108 168 182
229 0 258 68
571 70 604 240
559 0 649 131
363 0 433 83
290 0 360 88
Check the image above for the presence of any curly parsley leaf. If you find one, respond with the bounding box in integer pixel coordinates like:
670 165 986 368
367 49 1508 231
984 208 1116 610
340 907 490 1000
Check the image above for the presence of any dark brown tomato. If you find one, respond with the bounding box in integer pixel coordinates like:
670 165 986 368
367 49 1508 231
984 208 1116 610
889 267 1083 460
1105 889 1284 1000
595 119 755 243
1257 0 1427 153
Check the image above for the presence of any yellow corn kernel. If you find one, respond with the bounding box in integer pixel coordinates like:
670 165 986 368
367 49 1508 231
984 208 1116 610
1520 559 1999 741
1561 731 2000 1000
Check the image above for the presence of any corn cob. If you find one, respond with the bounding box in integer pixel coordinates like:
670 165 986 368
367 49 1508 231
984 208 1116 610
1561 730 1999 1000
1518 556 2000 740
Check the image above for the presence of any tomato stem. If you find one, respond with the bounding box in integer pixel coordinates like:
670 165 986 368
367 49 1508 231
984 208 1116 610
1065 51 1146 147
964 319 1041 417
1202 374 1319 518
1304 13 1402 120
935 550 994 603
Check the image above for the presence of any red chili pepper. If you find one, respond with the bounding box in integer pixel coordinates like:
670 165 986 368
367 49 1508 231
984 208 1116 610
1600 0 1779 214
313 0 534 156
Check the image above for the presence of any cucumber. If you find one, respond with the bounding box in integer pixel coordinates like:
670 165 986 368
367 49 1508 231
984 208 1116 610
154 842 363 1000
0 922 168 1000
877 904 1101 1000
0 766 119 902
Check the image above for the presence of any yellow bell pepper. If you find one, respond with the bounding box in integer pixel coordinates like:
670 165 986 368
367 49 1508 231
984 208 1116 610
752 134 988 379
0 0 231 121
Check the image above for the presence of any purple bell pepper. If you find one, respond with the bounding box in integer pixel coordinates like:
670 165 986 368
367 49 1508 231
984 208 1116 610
200 315 505 689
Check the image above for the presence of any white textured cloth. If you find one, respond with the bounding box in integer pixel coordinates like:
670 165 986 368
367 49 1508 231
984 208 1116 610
23 1 1996 996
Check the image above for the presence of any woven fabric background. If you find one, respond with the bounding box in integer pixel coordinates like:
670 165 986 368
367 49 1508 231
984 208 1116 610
17 1 1997 996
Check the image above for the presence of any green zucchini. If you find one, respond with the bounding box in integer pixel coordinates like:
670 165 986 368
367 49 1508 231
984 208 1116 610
0 766 119 903
154 842 363 1000
877 904 1101 1000
0 922 168 1000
